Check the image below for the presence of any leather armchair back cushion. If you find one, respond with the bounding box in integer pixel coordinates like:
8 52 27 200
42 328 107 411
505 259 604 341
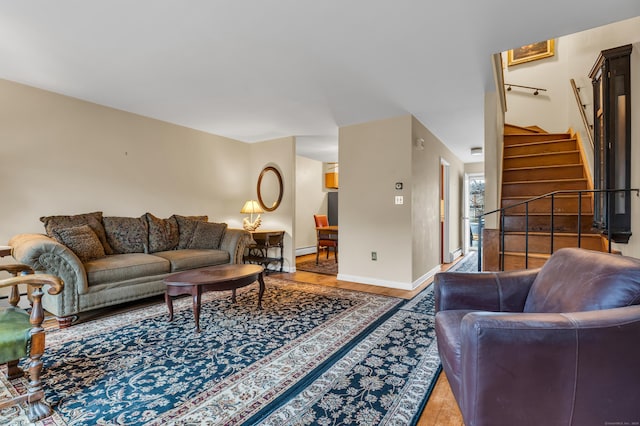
524 248 640 313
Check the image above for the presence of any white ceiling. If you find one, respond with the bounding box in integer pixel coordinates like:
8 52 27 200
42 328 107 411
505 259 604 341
2 1 639 163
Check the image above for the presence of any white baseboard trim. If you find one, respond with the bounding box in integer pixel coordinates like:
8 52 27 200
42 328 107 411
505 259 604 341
451 248 463 261
295 246 316 256
337 264 441 291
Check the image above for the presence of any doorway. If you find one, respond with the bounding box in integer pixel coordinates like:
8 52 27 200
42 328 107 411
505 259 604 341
440 159 451 263
464 173 485 252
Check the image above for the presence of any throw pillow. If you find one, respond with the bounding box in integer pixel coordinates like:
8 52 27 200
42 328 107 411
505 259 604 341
103 215 149 254
50 225 106 262
41 211 113 254
173 214 209 249
145 213 179 253
187 221 227 250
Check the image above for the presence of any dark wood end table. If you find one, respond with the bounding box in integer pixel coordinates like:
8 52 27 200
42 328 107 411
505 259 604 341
163 264 265 332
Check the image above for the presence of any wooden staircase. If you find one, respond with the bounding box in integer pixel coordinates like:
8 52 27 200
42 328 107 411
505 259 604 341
498 124 608 270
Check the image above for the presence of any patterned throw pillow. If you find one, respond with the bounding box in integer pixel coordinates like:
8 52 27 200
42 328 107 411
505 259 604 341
145 213 179 253
103 216 149 254
187 221 227 250
173 214 209 249
50 225 106 262
41 211 113 254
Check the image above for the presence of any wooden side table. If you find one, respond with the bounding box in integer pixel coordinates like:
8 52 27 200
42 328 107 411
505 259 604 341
0 246 12 257
244 230 284 273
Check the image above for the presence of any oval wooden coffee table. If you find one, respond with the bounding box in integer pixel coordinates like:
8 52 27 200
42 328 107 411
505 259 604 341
163 264 265 332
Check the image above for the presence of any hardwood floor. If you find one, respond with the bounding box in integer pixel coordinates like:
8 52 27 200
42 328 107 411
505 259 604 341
282 253 465 426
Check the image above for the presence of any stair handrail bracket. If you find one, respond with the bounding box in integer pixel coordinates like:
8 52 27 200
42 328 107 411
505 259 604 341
478 188 639 271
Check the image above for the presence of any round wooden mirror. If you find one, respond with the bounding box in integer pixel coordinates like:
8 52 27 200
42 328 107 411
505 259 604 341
257 166 283 212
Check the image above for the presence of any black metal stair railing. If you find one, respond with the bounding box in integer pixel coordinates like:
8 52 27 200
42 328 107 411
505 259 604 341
477 188 639 271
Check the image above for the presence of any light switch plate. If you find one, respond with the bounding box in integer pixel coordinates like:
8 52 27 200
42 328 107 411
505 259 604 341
395 195 404 205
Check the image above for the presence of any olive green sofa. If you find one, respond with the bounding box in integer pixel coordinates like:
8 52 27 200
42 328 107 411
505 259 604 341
9 212 253 327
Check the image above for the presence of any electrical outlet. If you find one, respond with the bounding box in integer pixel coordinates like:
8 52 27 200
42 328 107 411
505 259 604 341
395 195 404 205
371 251 377 261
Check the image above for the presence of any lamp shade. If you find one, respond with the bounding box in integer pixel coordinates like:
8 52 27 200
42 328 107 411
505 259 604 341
240 200 264 214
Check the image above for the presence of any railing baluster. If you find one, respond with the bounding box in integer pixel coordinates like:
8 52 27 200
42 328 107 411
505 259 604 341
577 192 582 248
477 217 483 271
550 194 555 255
525 202 529 269
501 213 505 271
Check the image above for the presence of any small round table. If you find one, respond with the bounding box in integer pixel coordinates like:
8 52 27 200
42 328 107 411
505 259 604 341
163 264 265 332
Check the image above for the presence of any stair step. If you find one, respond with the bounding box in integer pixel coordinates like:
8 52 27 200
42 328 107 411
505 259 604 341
503 151 581 168
504 133 572 145
503 164 585 182
502 178 589 197
502 232 603 253
501 252 550 270
504 139 577 156
502 214 594 233
504 124 547 134
502 195 593 214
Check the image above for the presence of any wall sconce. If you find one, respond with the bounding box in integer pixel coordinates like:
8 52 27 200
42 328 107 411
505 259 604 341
240 200 264 231
470 147 483 156
415 138 425 150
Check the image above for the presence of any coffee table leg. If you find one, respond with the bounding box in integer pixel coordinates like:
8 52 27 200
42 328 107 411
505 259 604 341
165 291 174 322
232 289 237 303
257 272 265 310
192 287 202 332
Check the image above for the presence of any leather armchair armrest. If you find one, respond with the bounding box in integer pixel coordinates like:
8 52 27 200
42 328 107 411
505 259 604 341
434 268 539 313
458 306 640 426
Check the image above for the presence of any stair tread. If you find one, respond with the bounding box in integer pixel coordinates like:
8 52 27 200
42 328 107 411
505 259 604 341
504 150 579 159
504 138 576 147
503 164 583 172
502 194 591 199
503 251 551 259
504 231 601 237
503 212 593 216
503 177 587 185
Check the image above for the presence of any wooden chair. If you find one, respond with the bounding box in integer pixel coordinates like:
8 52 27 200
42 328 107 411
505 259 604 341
0 265 63 422
314 214 338 264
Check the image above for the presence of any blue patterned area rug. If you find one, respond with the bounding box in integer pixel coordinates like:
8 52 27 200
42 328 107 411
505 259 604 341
448 251 479 272
252 284 440 426
1 278 401 425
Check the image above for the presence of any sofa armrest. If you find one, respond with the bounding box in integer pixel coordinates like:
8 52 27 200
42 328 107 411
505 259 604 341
458 306 640 426
219 228 253 264
434 268 539 313
9 233 88 317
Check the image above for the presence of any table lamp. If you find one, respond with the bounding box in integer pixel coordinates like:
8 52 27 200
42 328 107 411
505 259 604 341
240 200 264 231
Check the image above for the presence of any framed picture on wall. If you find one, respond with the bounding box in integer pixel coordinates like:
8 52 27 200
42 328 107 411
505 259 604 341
508 40 555 66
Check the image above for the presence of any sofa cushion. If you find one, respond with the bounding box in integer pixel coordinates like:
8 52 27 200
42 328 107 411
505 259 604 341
50 225 106 262
103 215 149 254
173 215 208 249
153 249 230 272
524 248 640 313
145 213 179 253
41 211 113 254
84 253 170 285
187 221 227 250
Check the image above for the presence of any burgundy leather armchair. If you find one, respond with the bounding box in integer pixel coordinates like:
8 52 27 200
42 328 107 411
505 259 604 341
434 247 640 426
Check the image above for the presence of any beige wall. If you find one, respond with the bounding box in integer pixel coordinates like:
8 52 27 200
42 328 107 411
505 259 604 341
248 137 296 271
339 114 463 289
295 155 327 254
339 115 413 287
411 117 464 281
0 79 297 270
